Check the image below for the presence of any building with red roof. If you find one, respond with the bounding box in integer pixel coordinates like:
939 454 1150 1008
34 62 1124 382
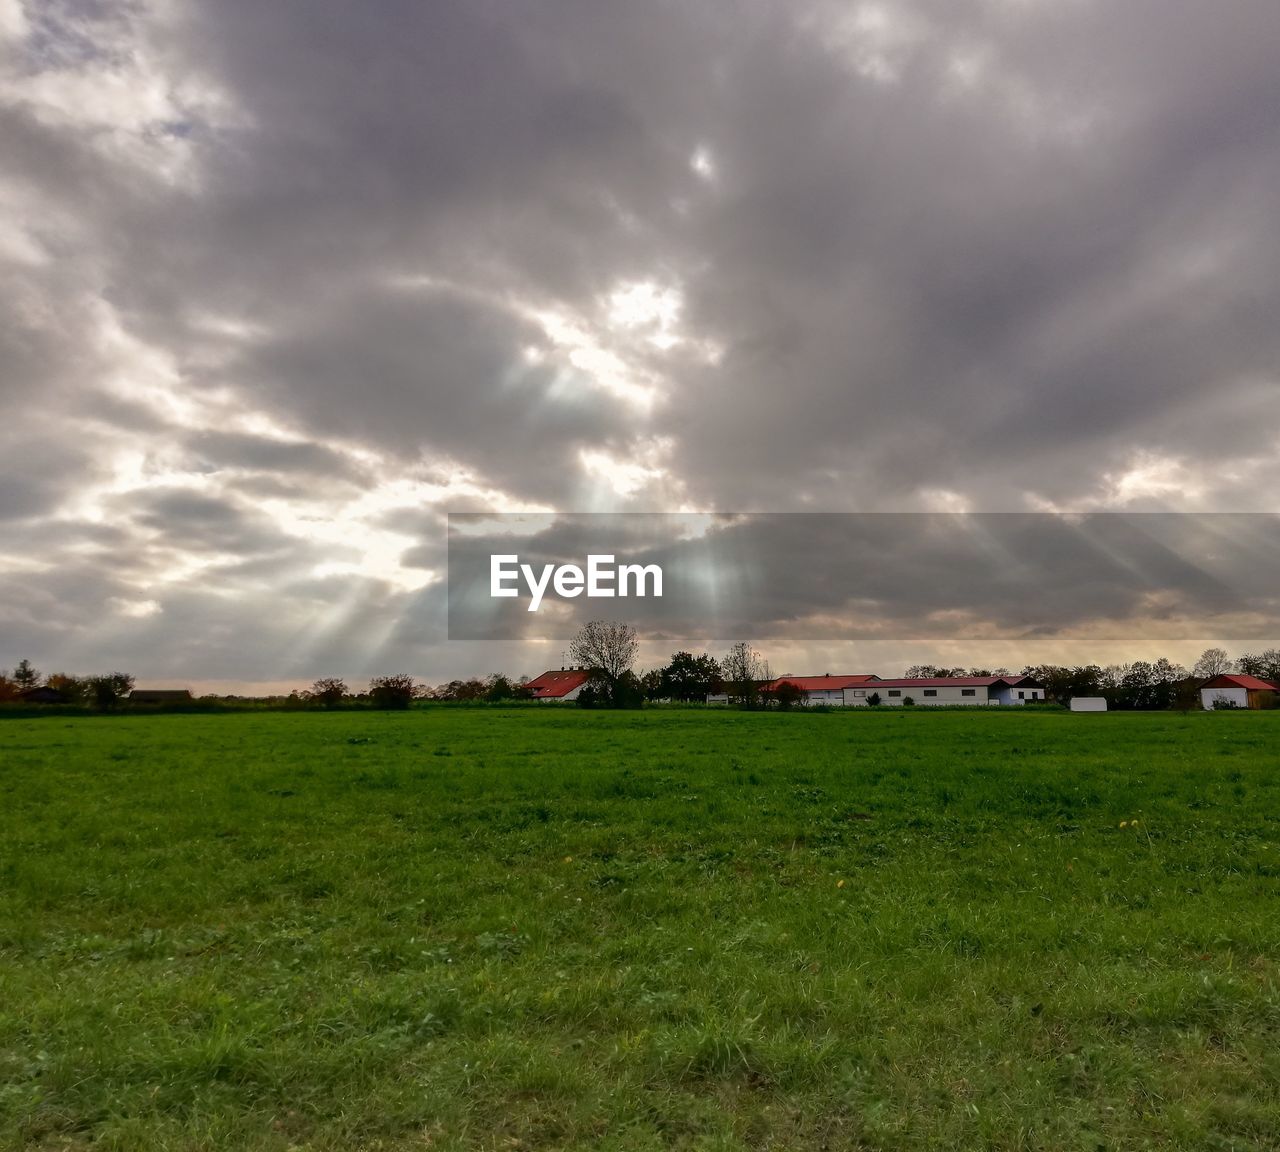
1199 674 1280 710
524 667 593 702
764 674 879 706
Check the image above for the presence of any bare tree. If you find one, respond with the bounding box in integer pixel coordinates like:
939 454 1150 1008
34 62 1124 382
1192 648 1233 679
569 620 639 690
722 641 770 709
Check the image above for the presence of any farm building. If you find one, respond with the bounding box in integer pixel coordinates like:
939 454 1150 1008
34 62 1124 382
128 689 194 705
525 668 592 702
21 686 72 705
1199 674 1280 710
765 674 880 706
843 675 1045 707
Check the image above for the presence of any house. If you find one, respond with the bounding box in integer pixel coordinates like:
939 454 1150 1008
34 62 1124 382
844 675 1045 707
1199 674 1280 710
21 686 72 705
525 668 592 702
765 674 879 706
128 689 194 705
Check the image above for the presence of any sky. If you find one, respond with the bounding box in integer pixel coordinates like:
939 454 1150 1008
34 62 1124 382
2 0 1278 691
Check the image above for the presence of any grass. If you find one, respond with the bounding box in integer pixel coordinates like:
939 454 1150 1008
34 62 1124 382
1 707 1279 1150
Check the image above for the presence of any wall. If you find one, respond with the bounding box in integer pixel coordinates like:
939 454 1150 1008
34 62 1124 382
1201 687 1248 709
844 686 995 707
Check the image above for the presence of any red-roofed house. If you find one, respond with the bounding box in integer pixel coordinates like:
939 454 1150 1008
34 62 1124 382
525 667 592 702
1199 674 1280 710
844 675 1045 706
765 674 879 706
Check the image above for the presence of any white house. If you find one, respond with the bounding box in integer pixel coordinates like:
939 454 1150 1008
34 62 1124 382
843 675 1045 707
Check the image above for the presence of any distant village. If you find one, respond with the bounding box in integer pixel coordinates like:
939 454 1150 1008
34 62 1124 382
4 636 1279 714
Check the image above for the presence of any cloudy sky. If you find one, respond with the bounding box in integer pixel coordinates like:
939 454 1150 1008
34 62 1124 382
2 0 1278 690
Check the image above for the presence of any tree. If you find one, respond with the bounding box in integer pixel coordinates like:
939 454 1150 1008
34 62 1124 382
904 665 963 679
865 691 882 707
310 678 347 709
576 668 644 709
87 672 134 711
659 651 722 702
722 642 770 709
369 674 416 709
45 673 86 704
1237 648 1280 681
639 669 664 702
569 620 639 706
12 659 40 691
772 680 805 710
1193 648 1234 679
485 674 519 702
432 678 487 701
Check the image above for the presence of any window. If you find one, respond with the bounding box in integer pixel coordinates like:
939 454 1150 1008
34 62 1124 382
961 689 976 697
1018 691 1025 700
888 690 901 697
923 689 937 697
851 689 865 698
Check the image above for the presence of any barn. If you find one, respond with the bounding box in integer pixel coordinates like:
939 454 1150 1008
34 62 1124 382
1199 674 1280 710
525 668 592 702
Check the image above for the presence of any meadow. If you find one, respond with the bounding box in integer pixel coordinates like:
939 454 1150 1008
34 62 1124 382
2 707 1279 1151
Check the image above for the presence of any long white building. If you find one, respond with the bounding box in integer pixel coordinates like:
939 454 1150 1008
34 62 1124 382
843 675 1044 706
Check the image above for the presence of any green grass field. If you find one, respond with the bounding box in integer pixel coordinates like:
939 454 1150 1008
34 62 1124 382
2 708 1279 1151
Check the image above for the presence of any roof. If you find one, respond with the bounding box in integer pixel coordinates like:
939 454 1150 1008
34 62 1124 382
767 675 879 692
525 669 592 698
860 676 1039 689
1201 674 1280 692
129 689 193 702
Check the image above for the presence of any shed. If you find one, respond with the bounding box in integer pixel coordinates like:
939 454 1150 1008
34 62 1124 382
1069 697 1108 712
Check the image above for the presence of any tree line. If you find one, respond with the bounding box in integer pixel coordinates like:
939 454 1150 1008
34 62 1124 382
4 643 1277 713
0 660 136 709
